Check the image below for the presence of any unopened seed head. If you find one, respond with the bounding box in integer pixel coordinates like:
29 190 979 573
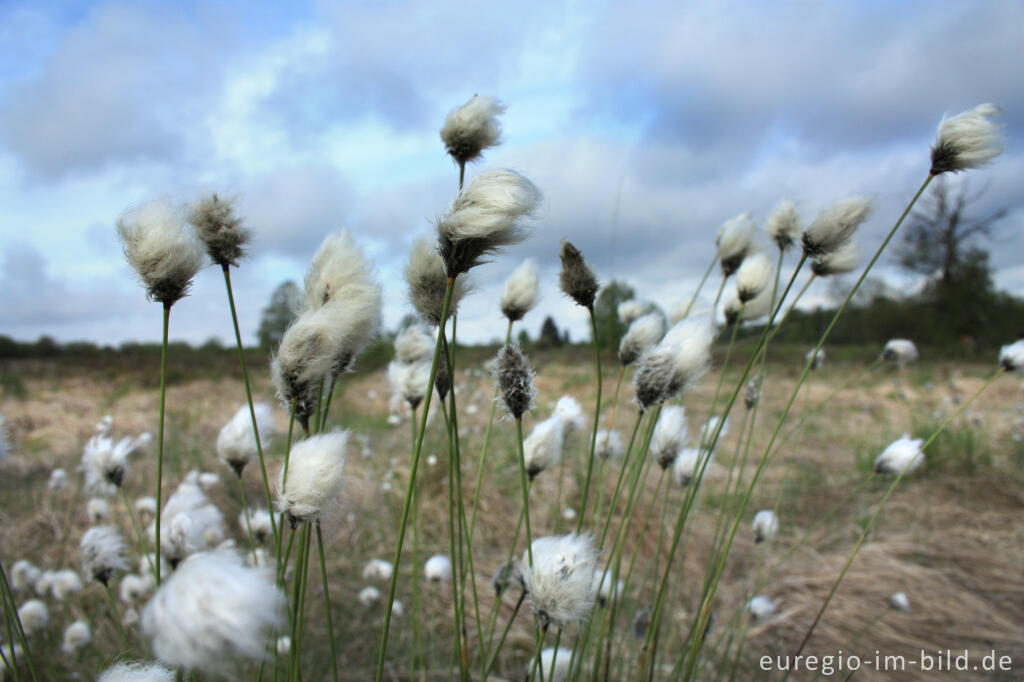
189 194 249 267
405 238 468 325
558 240 598 309
494 344 536 420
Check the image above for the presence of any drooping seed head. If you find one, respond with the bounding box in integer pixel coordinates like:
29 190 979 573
501 258 541 322
189 194 249 268
558 240 599 309
494 344 536 420
930 103 1003 175
439 94 506 166
117 199 205 306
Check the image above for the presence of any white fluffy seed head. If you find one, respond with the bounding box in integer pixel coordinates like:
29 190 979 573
120 573 155 603
134 496 157 525
724 281 774 326
424 554 453 583
97 661 175 682
715 212 756 276
117 199 205 306
17 599 48 634
521 534 599 629
387 360 432 410
672 447 710 487
501 258 541 322
889 592 911 612
276 636 292 656
61 620 91 655
752 510 779 543
440 94 506 165
523 417 565 480
362 558 393 582
87 497 110 524
358 586 382 606
595 430 624 460
50 570 83 601
736 252 773 303
80 526 129 584
664 320 714 394
882 339 919 367
617 299 657 326
999 339 1024 372
141 549 285 674
405 238 468 325
303 231 377 311
153 481 225 567
618 312 666 366
650 406 688 470
747 595 776 621
930 103 1004 175
810 238 860 277
11 560 41 592
802 197 873 258
537 647 573 682
240 508 274 545
437 169 541 276
82 434 142 493
552 395 585 434
48 467 68 490
765 198 800 251
393 324 435 365
874 435 924 475
217 404 276 476
275 431 347 525
189 194 249 268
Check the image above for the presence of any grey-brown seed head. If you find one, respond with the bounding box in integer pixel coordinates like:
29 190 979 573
434 350 451 402
558 240 598 309
494 344 536 420
189 194 250 268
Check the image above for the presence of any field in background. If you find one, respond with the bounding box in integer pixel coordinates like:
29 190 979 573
2 346 1023 680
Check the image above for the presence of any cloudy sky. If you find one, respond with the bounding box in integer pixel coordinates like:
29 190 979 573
1 0 1022 346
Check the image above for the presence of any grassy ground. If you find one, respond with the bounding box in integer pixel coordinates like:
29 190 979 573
1 346 1022 680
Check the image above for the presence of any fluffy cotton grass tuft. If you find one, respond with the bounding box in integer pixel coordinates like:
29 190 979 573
523 416 565 480
715 212 756 276
765 198 800 251
633 320 713 410
393 324 434 365
558 240 599 309
80 526 129 585
752 510 780 543
439 94 506 166
97 661 175 682
537 647 573 682
188 194 249 268
874 435 924 474
998 339 1024 372
303 230 378 311
930 104 1004 175
595 429 624 460
520 533 599 629
500 258 541 322
17 599 49 634
424 554 453 583
618 312 666 367
405 238 469 326
735 252 773 303
810 238 860 277
650 406 688 470
216 403 276 476
275 431 347 525
882 339 919 367
801 197 873 259
437 169 541 276
116 199 205 306
618 299 657 326
141 549 284 674
62 620 91 655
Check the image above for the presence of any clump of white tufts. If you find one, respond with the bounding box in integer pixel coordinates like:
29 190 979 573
87 497 110 524
495 344 536 420
874 435 924 475
765 198 800 251
424 554 453 583
61 620 91 655
650 406 688 470
80 526 129 585
736 253 773 303
810 238 860 277
117 199 205 306
405 238 469 326
393 324 435 365
189 194 249 268
11 560 41 592
48 467 69 490
618 312 666 366
715 212 756 276
520 534 599 629
358 586 381 606
595 430 624 460
801 197 873 258
553 395 586 434
440 94 506 166
97 661 175 682
882 339 919 368
120 573 155 603
618 299 657 326
275 431 347 525
362 558 393 582
889 592 911 612
930 104 1003 175
501 258 541 322
17 599 48 634
998 339 1024 372
752 510 779 543
141 549 285 674
217 404 276 477
437 169 541 276
303 230 377 311
523 417 565 480
536 647 573 682
747 595 776 621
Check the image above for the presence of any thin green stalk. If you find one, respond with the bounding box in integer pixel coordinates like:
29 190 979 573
104 583 131 649
482 588 526 680
789 366 1004 662
442 400 468 682
527 626 549 682
1 561 37 682
319 375 336 432
222 264 279 548
409 408 423 679
680 257 717 321
481 499 526 668
236 476 259 564
576 306 603 531
515 418 535 567
595 365 627 524
315 522 339 682
681 173 936 682
291 524 313 682
154 301 171 586
375 278 456 682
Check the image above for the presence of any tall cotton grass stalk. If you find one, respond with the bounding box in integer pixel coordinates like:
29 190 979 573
314 521 340 682
677 257 718 321
117 200 205 587
790 365 1006 661
0 561 38 681
440 94 506 186
495 344 538 566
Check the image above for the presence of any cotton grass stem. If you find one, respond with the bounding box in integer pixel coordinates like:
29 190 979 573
515 418 535 568
679 258 716 321
222 264 279 548
375 278 455 682
154 302 170 586
576 306 603 531
236 478 259 564
315 522 340 682
0 561 37 682
789 366 1004 664
482 588 526 680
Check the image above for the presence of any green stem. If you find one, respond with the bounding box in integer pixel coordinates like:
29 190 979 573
154 301 170 586
442 401 468 682
482 588 526 680
236 476 259 565
515 418 535 568
409 408 423 679
222 265 279 548
375 278 456 682
1 561 37 682
576 306 603 531
680 257 717 321
315 522 339 682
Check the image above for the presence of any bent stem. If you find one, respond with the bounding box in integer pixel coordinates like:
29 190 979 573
154 302 170 586
222 265 279 548
789 366 1004 663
